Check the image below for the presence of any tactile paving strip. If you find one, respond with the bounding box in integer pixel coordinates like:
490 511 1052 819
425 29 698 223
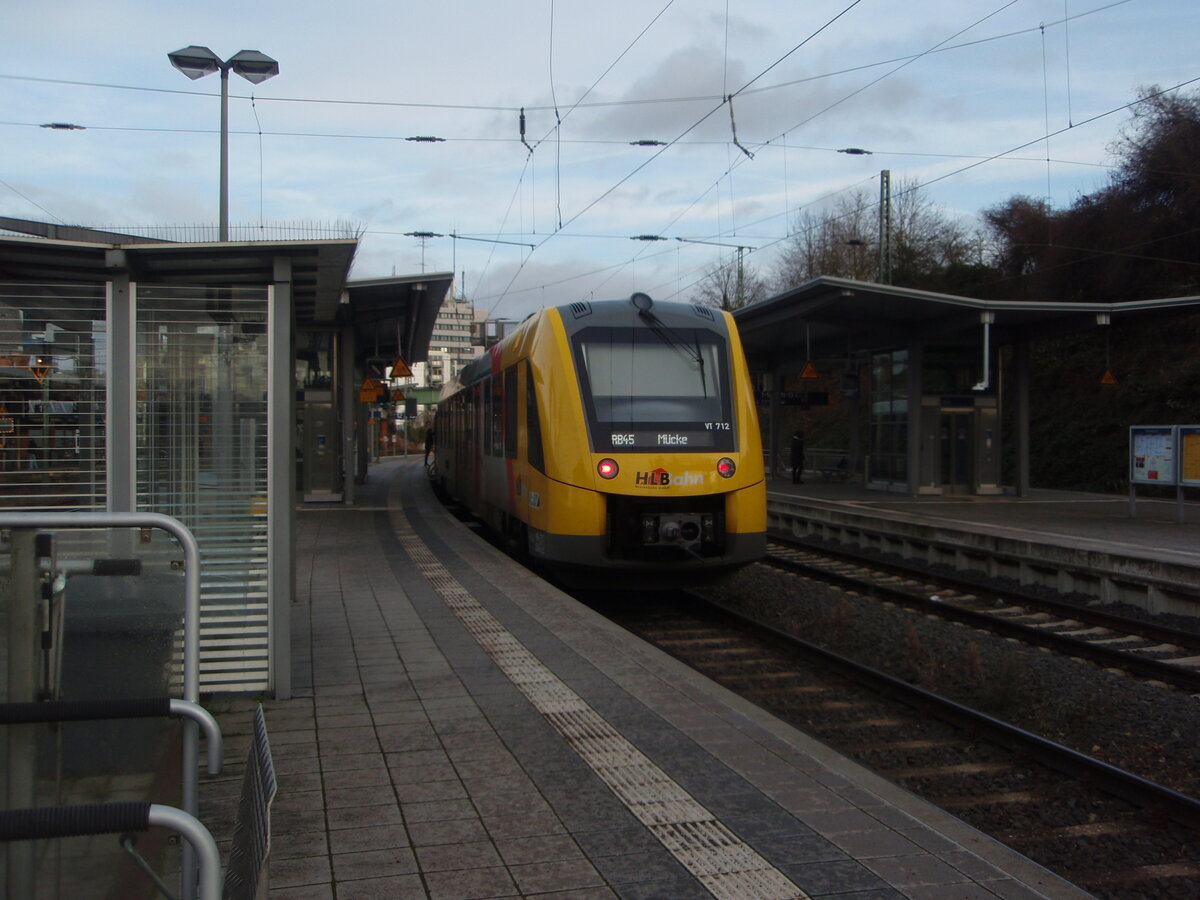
391 508 809 900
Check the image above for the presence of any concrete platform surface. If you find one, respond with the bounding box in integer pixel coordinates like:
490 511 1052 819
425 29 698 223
769 477 1200 567
202 457 1093 899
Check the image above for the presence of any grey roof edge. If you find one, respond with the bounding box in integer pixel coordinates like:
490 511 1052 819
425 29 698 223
347 271 454 288
737 275 1200 319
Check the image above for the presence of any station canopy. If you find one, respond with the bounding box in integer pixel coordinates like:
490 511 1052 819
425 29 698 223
0 218 451 370
342 273 453 373
734 275 1200 374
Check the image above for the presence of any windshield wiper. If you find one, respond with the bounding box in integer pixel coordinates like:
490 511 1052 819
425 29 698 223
637 308 705 371
636 309 709 397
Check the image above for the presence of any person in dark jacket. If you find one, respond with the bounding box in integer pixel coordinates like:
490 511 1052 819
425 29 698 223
789 428 805 484
424 428 435 465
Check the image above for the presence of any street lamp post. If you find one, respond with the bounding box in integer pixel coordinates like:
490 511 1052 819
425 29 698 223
167 47 279 241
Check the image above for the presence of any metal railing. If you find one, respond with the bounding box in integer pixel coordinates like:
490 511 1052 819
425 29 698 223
1 511 207 900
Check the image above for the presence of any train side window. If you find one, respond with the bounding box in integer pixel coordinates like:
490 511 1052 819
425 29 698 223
525 361 546 473
474 383 484 457
490 376 503 457
504 365 518 459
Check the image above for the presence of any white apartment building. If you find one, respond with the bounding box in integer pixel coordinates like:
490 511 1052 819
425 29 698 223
425 292 487 389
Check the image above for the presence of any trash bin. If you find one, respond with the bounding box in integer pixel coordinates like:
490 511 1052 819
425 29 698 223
57 573 185 775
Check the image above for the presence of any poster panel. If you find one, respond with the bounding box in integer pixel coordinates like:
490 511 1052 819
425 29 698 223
1129 426 1176 486
1180 425 1200 486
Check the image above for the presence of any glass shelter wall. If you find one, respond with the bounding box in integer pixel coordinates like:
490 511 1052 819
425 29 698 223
0 281 274 694
136 286 271 692
0 284 107 509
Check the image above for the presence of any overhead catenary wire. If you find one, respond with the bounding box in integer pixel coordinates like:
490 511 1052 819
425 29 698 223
1041 22 1054 219
1064 0 1075 127
0 117 1141 169
474 73 1200 310
508 0 874 255
713 77 1200 289
1 0 1185 313
549 0 563 230
600 0 1094 309
250 92 265 228
482 0 677 311
559 0 1018 309
0 107 1125 157
0 1 1133 120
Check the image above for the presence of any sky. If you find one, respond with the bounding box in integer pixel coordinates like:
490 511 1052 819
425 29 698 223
3 0 1198 322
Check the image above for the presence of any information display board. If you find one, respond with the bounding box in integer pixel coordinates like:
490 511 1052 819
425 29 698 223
1129 426 1176 486
1180 425 1200 487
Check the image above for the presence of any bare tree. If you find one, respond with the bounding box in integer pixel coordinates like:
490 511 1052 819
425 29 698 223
773 180 978 292
773 192 876 287
691 255 770 309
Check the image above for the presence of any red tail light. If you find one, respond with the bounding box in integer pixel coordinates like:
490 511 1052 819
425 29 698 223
597 458 619 479
717 457 736 478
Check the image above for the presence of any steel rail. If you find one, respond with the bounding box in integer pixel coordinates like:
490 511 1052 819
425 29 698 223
769 534 1200 652
762 546 1200 693
689 592 1200 831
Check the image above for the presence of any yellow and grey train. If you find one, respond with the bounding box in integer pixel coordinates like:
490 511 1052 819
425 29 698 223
431 293 766 586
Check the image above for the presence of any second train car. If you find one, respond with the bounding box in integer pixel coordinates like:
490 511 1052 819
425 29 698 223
431 292 766 586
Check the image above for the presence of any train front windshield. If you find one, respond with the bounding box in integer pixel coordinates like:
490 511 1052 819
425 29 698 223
572 327 735 452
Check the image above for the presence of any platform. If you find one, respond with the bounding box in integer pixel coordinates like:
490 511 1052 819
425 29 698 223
203 457 1092 899
769 475 1200 564
767 475 1200 619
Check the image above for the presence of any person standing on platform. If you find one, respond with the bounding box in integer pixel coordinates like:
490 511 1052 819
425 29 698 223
789 428 805 484
424 428 435 466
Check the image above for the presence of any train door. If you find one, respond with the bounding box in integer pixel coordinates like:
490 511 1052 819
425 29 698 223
938 412 973 494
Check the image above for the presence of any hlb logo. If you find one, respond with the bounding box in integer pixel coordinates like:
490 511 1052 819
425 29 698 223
635 469 703 487
636 468 670 486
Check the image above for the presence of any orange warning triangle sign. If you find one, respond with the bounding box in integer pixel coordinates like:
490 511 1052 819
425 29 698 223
359 377 384 402
799 360 820 379
1099 369 1117 385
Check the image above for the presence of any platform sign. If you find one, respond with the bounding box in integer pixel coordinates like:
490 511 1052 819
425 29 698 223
1180 425 1200 486
359 378 384 403
1129 426 1176 486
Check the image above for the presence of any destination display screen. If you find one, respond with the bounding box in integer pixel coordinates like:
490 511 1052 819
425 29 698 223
606 426 727 450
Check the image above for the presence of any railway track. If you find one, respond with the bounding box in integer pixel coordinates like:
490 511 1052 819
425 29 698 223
765 536 1200 694
586 589 1200 900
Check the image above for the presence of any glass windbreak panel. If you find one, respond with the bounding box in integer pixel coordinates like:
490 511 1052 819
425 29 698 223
572 326 733 452
135 285 270 692
0 283 107 511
